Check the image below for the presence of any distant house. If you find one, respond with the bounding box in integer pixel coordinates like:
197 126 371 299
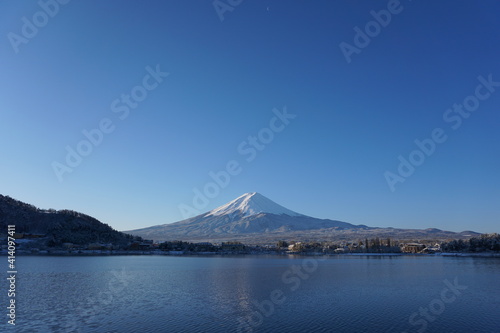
88 243 105 250
402 243 426 253
288 242 302 252
129 242 140 251
129 242 152 250
424 244 441 253
139 242 152 250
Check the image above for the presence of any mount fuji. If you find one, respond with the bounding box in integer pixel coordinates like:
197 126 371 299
125 192 478 243
125 192 371 242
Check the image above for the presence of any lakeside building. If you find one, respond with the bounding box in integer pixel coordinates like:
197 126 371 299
402 243 426 253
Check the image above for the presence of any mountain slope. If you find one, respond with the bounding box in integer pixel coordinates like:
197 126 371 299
125 192 371 242
125 192 481 243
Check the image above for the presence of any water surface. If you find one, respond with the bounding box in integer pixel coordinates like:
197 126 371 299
2 255 499 332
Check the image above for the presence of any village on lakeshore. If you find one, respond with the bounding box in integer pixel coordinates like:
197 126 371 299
2 231 499 257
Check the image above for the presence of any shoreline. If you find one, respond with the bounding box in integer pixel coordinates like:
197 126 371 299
2 250 500 258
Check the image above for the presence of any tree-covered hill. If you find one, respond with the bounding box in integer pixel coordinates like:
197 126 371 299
0 194 140 247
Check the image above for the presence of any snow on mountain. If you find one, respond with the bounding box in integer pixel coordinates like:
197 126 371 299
206 192 302 218
124 192 480 244
125 192 362 241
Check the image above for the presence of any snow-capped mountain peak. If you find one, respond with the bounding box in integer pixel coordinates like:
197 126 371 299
125 192 478 243
206 192 302 218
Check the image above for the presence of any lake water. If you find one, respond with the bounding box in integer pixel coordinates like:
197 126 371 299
2 255 499 332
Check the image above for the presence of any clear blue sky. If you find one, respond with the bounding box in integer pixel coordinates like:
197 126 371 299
1 1 498 233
